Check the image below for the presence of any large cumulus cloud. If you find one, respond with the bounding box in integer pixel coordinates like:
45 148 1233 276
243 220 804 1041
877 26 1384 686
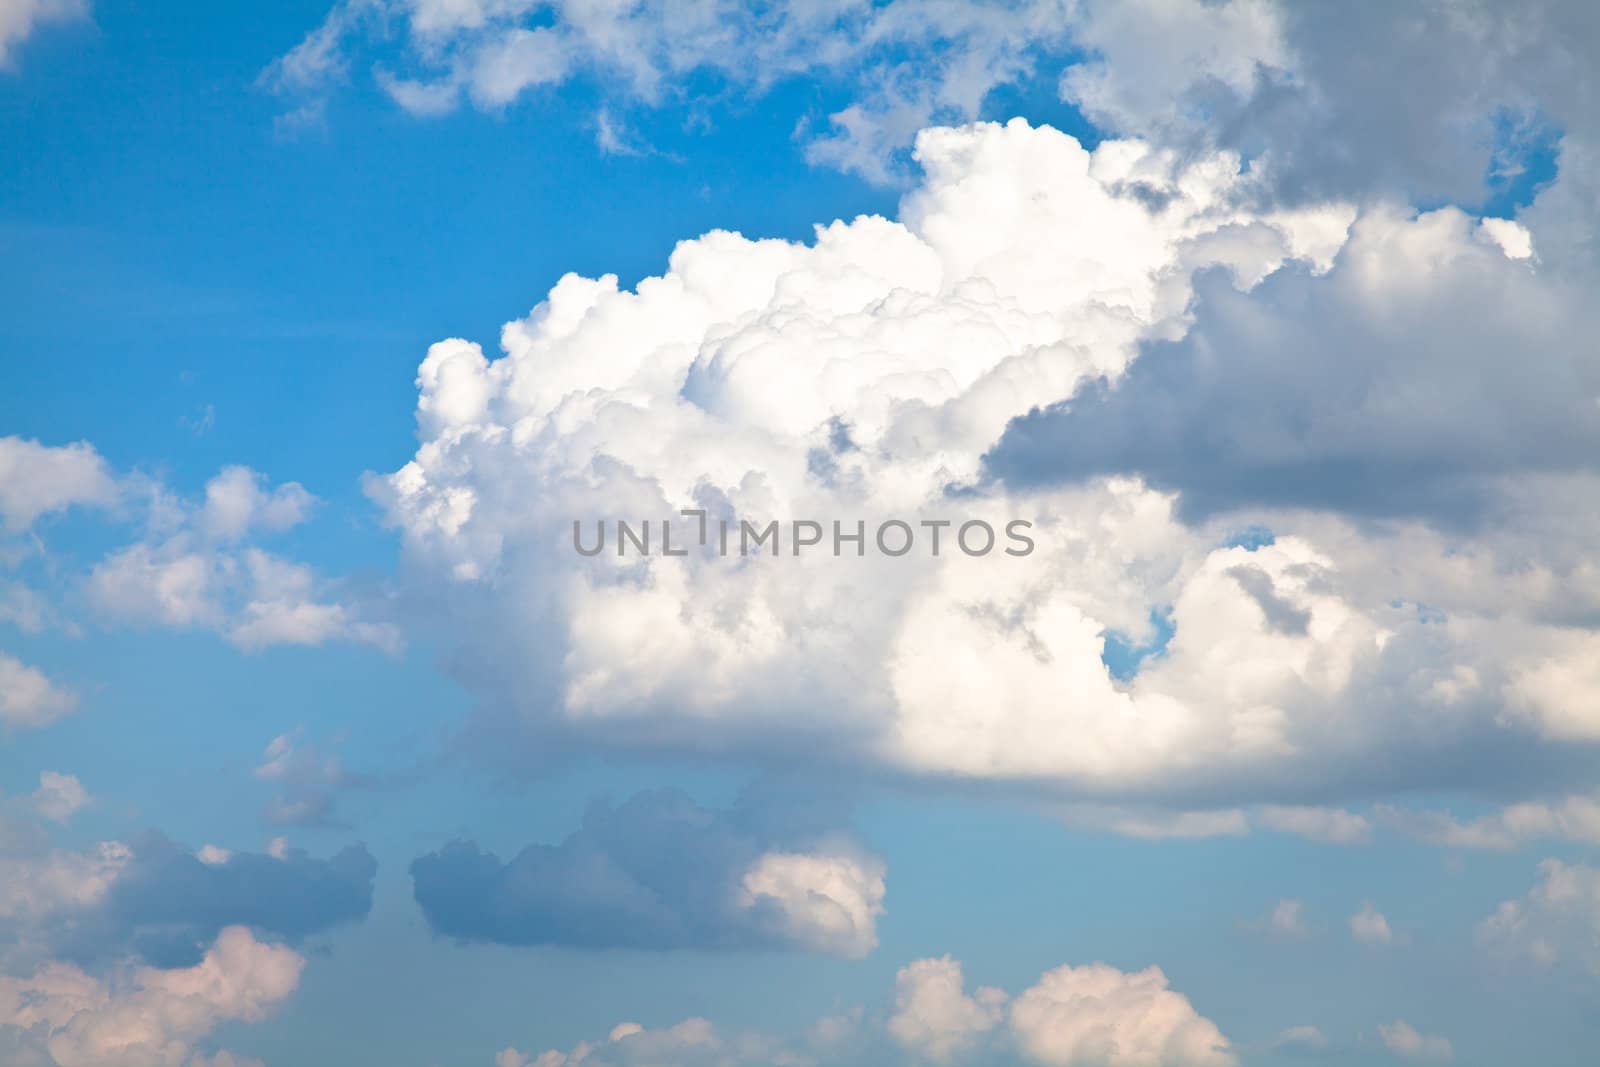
370 115 1600 812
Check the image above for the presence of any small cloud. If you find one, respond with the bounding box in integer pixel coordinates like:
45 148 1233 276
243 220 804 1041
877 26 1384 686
1273 1024 1328 1050
0 651 78 729
197 844 233 866
595 107 646 157
31 771 90 822
181 402 216 437
1350 902 1394 945
1378 1020 1453 1063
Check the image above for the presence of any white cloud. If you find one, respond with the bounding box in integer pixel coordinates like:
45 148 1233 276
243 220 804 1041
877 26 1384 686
352 114 1600 815
0 926 303 1067
1349 903 1394 946
1255 806 1373 845
269 0 1088 181
1272 1024 1327 1050
85 471 396 655
1061 804 1372 844
380 117 1533 804
495 1018 742 1067
1059 807 1251 841
1381 794 1600 850
1478 859 1600 972
1377 1020 1454 1063
0 0 86 69
503 953 1233 1067
0 652 78 730
0 437 115 531
199 466 314 543
736 850 885 959
0 838 128 924
887 956 1006 1061
1249 898 1307 940
30 773 89 823
1008 962 1236 1067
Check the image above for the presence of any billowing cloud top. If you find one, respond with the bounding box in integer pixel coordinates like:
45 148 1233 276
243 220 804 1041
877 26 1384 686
374 115 1597 811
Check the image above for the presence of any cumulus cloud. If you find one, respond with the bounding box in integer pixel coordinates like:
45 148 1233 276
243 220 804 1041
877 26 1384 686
501 953 1233 1067
29 774 89 824
374 117 1475 804
1349 903 1394 947
86 466 397 654
197 466 315 543
1377 1020 1453 1063
1477 859 1600 972
887 956 1006 1061
0 653 77 730
0 438 115 531
359 114 1600 821
411 788 884 957
1009 962 1235 1067
0 925 302 1067
495 1017 785 1067
0 825 375 969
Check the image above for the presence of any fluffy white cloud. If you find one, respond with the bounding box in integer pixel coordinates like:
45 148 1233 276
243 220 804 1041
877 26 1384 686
198 466 314 543
0 926 303 1067
1477 859 1600 972
887 957 1006 1061
363 114 1600 819
86 469 396 654
0 653 77 730
1350 908 1401 947
381 118 1513 804
736 849 885 959
1377 1020 1454 1063
30 773 89 824
504 953 1232 1067
0 437 115 531
1349 903 1394 947
1008 962 1234 1067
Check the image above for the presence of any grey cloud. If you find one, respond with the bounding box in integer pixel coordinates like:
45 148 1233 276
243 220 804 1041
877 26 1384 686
984 215 1600 524
411 788 883 956
1068 0 1600 209
55 833 376 968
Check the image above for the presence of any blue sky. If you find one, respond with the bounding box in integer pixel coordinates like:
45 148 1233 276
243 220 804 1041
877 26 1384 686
3 3 1600 1067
